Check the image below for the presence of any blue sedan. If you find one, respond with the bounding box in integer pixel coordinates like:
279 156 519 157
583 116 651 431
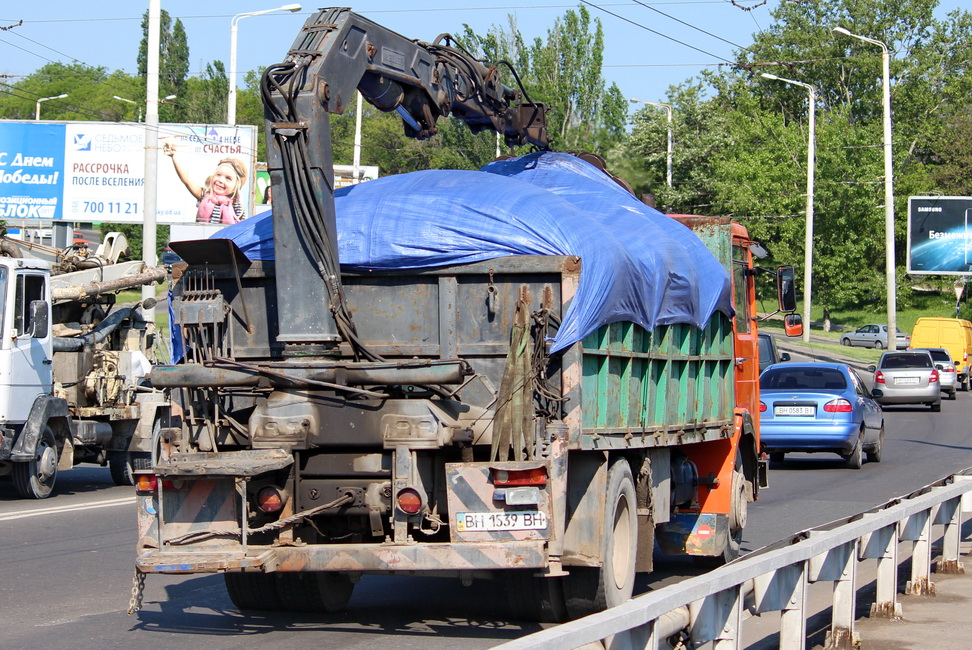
759 362 885 469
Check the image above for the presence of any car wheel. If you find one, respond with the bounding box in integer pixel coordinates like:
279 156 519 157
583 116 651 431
841 338 851 347
873 341 884 350
866 425 885 463
843 433 863 470
769 452 785 464
949 390 957 400
931 400 942 412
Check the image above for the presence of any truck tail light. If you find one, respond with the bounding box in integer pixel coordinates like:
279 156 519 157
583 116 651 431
930 369 940 383
396 487 425 514
491 467 547 487
823 398 853 413
257 486 287 514
135 474 158 495
759 401 767 412
875 371 886 384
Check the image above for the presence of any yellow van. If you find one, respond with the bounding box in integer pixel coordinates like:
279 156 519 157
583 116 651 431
910 317 972 390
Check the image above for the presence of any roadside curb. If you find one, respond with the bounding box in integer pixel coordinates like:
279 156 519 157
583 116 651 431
775 340 873 373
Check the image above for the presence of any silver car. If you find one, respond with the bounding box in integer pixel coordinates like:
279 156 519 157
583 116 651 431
870 350 942 411
911 347 958 399
841 323 910 349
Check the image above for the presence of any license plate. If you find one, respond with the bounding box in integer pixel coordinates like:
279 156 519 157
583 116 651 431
895 376 920 385
456 511 547 532
774 405 815 416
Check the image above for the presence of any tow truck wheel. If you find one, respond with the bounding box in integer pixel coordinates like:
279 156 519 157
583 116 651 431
108 451 151 486
276 572 355 613
12 425 58 499
224 573 283 611
563 459 637 618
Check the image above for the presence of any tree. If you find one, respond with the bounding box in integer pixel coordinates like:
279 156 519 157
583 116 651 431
137 9 190 109
461 6 627 155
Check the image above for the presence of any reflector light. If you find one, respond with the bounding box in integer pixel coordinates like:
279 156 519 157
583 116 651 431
135 474 158 494
823 398 853 413
396 487 424 514
875 371 886 384
759 401 767 412
257 486 286 513
491 467 547 487
930 369 940 383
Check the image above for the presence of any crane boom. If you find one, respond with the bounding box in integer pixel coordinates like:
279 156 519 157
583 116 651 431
262 7 548 353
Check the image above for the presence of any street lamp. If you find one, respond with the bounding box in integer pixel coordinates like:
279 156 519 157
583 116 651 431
760 73 816 344
833 26 897 350
630 98 673 187
35 93 67 120
113 95 175 122
228 3 302 125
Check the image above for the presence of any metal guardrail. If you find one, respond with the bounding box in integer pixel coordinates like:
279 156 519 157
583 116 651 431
497 471 972 650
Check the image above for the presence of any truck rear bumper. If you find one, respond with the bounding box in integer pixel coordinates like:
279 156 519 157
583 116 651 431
137 540 548 574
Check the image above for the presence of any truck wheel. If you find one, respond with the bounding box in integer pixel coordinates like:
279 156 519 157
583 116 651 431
276 572 355 613
504 570 567 623
12 425 58 499
563 460 637 618
108 451 151 486
224 573 283 611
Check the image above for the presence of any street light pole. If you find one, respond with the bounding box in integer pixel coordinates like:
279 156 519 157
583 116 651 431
761 73 816 344
834 26 897 351
35 93 67 120
228 4 302 125
630 98 673 187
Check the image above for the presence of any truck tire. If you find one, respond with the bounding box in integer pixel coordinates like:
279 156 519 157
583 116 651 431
108 451 152 487
504 570 568 623
563 459 637 618
224 573 283 611
12 425 58 499
276 572 355 613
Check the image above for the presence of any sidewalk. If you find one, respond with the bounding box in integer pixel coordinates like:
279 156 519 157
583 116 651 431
855 560 972 649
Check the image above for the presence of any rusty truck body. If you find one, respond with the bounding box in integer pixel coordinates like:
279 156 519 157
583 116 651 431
129 8 800 620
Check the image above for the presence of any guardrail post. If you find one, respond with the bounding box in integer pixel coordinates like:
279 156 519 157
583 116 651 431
752 563 807 649
901 509 935 595
935 496 965 575
689 586 743 649
860 523 901 618
810 541 858 649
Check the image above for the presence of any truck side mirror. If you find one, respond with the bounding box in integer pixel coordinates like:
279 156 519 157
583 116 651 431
783 313 803 337
28 299 49 339
777 265 797 312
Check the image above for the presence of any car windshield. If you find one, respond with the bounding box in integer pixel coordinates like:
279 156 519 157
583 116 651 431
880 353 932 369
760 367 847 391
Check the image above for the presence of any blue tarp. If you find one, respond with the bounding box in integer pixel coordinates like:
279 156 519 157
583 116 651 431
213 151 732 352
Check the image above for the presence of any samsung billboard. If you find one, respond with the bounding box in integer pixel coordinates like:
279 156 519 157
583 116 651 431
907 196 972 275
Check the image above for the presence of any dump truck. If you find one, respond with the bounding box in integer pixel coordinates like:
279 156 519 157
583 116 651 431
0 232 169 498
128 8 801 620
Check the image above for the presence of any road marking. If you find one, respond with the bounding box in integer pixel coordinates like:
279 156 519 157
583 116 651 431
0 495 135 521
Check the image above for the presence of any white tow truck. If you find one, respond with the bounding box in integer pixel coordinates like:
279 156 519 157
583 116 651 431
0 232 169 498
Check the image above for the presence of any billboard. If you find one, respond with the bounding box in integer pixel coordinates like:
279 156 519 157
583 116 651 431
0 121 257 225
908 196 972 275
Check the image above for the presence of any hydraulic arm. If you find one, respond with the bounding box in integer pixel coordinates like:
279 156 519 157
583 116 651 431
261 7 549 354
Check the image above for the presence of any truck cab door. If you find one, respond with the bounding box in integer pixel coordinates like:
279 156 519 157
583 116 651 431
0 270 52 423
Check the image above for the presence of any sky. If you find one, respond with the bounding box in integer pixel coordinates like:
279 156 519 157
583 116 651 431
0 1 966 114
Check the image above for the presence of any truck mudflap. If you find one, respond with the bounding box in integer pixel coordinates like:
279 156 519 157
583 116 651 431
655 512 730 557
137 541 548 574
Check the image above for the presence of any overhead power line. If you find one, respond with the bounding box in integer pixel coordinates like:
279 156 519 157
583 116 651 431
632 0 754 52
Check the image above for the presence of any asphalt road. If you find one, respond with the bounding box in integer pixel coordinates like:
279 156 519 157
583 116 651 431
2 369 970 648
